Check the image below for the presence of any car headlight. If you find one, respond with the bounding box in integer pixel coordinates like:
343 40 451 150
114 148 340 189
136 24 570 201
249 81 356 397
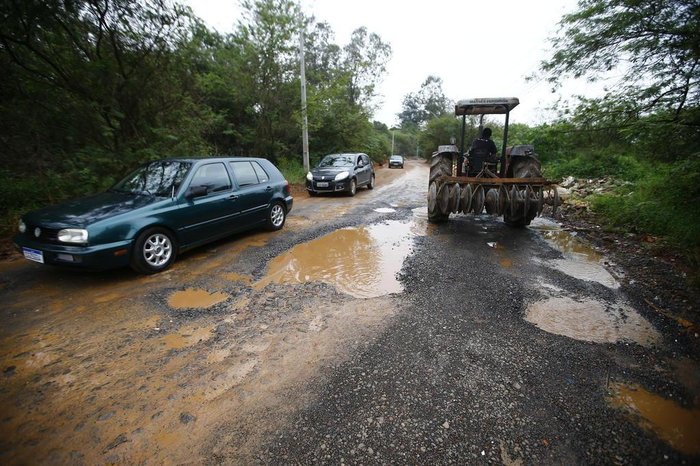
334 171 349 181
306 172 313 181
18 219 26 233
58 228 89 244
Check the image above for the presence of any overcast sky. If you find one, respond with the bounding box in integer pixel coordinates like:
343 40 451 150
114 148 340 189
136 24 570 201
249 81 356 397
186 0 599 127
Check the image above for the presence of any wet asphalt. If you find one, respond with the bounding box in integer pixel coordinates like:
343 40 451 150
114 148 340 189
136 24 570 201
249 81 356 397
1 162 697 464
245 167 695 464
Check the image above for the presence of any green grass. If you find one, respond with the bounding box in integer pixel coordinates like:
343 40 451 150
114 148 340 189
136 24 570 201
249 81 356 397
588 156 700 268
276 157 308 185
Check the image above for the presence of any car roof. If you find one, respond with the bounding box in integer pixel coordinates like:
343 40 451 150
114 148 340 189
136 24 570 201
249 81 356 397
322 153 365 157
153 156 270 164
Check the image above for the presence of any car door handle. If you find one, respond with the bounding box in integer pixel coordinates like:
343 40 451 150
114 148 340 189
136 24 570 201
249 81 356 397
265 186 272 192
228 194 239 200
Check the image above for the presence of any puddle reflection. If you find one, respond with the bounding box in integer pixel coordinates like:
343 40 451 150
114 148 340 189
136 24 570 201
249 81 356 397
526 296 660 346
256 221 416 298
610 383 700 455
532 220 619 289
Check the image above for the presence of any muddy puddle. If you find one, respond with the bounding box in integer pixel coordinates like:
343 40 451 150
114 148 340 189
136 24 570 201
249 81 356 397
168 289 229 309
525 296 660 346
531 219 619 289
609 383 700 455
255 220 417 298
162 325 214 349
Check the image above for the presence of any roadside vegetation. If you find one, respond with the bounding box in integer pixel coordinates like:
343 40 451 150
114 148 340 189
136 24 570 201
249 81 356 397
1 0 698 270
393 0 699 269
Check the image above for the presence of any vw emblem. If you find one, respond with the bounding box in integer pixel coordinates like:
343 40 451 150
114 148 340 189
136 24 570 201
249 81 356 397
34 227 41 238
321 176 326 180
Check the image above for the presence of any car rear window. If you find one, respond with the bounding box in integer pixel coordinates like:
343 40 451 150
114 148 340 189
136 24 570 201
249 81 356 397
230 161 260 187
191 163 232 193
252 162 269 183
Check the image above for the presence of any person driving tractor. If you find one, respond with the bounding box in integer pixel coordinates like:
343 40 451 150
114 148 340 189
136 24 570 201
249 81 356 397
463 127 499 175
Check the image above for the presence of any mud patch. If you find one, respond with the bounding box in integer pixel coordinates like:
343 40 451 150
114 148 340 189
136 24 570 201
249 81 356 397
255 221 416 298
525 296 660 346
609 383 700 455
168 289 229 309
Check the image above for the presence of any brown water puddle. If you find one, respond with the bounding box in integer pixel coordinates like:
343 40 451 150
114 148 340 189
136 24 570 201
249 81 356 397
168 289 229 309
224 272 253 284
162 325 213 349
531 219 619 289
525 296 660 346
255 221 416 298
610 383 700 455
486 242 515 268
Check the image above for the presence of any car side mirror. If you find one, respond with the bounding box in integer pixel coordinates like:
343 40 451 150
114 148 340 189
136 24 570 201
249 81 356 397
185 185 208 199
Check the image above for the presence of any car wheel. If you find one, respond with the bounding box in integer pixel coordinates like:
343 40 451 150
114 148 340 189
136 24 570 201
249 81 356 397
367 174 375 190
131 227 177 274
266 201 286 231
348 179 357 196
308 190 318 197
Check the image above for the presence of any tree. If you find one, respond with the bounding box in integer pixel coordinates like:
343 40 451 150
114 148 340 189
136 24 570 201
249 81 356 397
398 75 451 128
541 0 700 122
0 0 206 174
342 27 392 107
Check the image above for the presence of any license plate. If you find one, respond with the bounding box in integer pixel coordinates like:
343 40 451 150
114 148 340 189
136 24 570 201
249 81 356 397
316 182 329 188
22 247 44 264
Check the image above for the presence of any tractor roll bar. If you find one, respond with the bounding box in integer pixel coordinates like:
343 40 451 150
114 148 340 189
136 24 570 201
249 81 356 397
456 97 520 162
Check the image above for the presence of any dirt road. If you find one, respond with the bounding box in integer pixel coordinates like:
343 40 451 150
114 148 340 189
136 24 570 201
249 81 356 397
1 160 698 464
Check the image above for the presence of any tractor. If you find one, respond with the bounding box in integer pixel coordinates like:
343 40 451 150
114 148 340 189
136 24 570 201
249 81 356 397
427 97 559 226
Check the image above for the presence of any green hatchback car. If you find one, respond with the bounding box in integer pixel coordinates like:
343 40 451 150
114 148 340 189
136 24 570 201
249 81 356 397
14 157 293 273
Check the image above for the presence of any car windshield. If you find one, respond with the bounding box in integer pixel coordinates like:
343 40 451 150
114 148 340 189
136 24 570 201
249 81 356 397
390 156 402 160
318 155 354 167
111 161 192 197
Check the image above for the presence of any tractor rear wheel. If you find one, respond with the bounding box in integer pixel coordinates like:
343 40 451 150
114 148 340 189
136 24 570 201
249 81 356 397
428 154 453 223
429 153 453 184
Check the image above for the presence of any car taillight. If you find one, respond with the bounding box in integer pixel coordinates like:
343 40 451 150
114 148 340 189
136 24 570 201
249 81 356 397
283 181 290 196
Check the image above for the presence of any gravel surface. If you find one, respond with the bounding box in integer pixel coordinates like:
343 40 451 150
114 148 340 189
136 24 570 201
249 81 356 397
1 161 697 465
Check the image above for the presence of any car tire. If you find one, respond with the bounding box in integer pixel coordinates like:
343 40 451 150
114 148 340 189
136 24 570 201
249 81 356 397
367 174 375 190
308 190 318 197
266 201 286 231
131 227 177 274
348 179 357 196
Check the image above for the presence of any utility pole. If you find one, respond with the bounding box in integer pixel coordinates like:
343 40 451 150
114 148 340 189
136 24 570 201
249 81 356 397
299 26 310 172
391 130 395 155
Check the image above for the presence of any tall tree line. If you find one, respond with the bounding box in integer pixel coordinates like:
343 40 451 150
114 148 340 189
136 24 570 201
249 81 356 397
0 0 392 223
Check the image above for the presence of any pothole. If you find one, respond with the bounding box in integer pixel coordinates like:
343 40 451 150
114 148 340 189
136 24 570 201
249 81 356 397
162 325 213 349
609 383 700 455
168 289 229 309
532 220 619 288
525 296 660 346
255 220 416 298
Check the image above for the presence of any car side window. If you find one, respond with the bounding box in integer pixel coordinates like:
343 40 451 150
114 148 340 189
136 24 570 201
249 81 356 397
230 161 259 187
190 163 231 194
357 156 363 167
252 162 269 183
362 155 370 166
